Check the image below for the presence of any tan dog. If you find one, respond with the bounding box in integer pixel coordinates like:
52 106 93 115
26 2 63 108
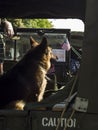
0 37 57 110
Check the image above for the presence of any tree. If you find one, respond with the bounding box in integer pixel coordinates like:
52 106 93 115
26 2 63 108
8 19 53 28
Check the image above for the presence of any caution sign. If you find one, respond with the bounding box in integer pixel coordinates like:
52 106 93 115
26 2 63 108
31 111 77 130
42 117 76 128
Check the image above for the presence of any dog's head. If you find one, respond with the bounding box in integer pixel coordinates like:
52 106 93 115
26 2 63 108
29 36 57 70
30 36 57 60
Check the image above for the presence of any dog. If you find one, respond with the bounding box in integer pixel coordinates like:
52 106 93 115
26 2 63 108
30 36 58 93
0 36 57 110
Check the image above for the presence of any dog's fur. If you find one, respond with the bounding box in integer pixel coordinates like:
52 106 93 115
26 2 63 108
0 37 56 110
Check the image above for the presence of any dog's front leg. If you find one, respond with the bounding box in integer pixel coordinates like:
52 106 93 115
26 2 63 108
37 78 47 102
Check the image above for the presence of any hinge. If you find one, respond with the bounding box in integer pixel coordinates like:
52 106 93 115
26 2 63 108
73 97 88 112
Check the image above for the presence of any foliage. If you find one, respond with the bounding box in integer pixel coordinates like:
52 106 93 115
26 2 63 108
8 19 53 28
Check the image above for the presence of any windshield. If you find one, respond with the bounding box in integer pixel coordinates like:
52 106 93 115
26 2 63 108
0 29 70 61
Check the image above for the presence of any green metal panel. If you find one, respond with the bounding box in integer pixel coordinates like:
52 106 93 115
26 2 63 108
0 110 29 130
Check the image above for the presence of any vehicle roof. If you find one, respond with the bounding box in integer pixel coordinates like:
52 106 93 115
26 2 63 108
0 0 86 20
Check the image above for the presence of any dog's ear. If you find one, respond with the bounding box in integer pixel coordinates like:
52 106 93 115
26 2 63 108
30 36 39 48
40 37 48 49
41 37 48 44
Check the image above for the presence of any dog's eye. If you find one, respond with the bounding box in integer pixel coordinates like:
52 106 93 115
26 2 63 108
45 47 52 55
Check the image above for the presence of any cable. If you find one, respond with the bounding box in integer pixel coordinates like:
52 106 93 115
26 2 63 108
55 73 78 130
63 109 76 130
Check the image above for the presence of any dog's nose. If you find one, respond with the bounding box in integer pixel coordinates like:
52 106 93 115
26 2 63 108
52 54 58 61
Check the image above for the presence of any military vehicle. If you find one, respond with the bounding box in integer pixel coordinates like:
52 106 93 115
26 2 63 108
0 0 98 130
